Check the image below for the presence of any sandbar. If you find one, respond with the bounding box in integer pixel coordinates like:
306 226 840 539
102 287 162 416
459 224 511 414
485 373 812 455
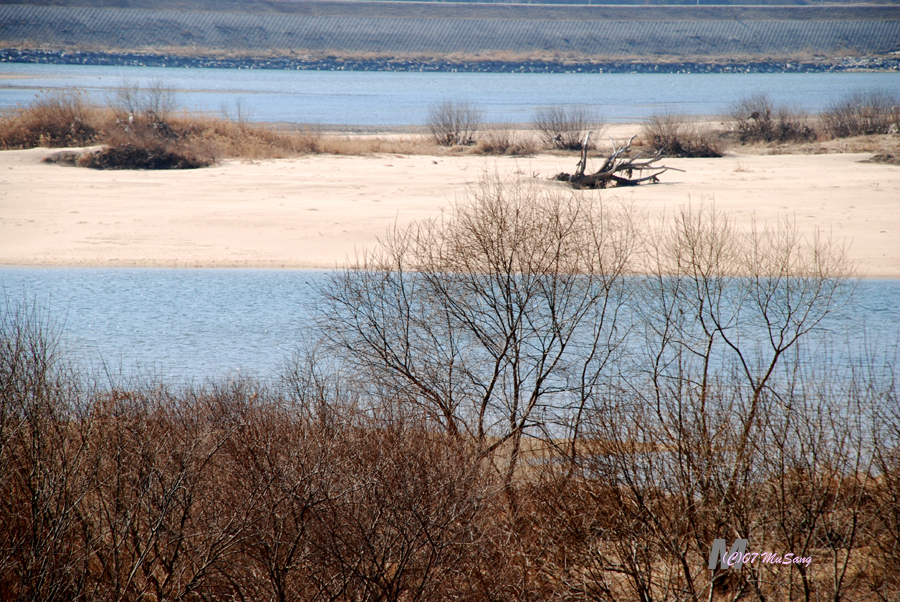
1 147 897 277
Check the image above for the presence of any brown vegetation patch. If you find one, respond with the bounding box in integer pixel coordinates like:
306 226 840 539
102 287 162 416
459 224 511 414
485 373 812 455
0 89 97 149
473 124 538 156
76 141 212 170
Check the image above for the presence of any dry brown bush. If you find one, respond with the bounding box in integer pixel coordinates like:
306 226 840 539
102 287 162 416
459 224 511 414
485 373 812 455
0 303 496 601
731 94 818 144
0 89 98 149
641 112 724 157
77 126 215 169
533 105 601 150
108 80 177 127
822 89 900 138
0 299 90 602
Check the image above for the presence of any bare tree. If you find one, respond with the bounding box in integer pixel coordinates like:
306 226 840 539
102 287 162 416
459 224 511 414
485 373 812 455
316 173 636 508
470 204 863 602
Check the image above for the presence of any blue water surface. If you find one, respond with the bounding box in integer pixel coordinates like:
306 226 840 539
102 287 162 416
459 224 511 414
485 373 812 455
1 268 897 383
1 268 323 382
2 64 899 125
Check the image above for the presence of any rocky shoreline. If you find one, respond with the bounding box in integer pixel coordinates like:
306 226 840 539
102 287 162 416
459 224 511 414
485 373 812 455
3 48 898 73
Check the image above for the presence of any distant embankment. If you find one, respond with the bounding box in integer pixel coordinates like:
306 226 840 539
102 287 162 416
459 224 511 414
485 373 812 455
1 1 899 60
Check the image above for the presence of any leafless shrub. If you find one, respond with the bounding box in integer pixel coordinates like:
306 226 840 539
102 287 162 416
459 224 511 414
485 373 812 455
0 305 495 601
532 105 601 150
822 89 900 138
83 384 243 602
426 99 483 146
731 94 818 144
641 112 724 157
312 415 488 601
871 391 900 601
566 206 862 601
0 299 94 602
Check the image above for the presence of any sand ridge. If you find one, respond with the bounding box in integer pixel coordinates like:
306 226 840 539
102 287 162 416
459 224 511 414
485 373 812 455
1 147 898 277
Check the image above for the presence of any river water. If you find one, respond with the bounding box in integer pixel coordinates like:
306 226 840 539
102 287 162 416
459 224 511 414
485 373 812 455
1 268 897 382
2 63 899 125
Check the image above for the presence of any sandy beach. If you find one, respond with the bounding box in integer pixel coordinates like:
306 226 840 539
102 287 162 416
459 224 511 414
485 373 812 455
1 146 898 277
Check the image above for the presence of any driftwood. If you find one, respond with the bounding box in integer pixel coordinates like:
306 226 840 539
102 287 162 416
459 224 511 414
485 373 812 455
554 133 682 189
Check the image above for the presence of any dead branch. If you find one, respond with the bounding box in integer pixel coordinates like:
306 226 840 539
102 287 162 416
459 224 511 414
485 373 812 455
555 134 683 189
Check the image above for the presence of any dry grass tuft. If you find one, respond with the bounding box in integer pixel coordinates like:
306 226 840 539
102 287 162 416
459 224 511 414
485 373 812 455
4 89 453 168
744 132 900 156
177 117 319 159
2 88 444 168
313 133 436 156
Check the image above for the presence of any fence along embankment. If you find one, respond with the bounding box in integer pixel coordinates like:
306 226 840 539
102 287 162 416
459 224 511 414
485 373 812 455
2 3 899 58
